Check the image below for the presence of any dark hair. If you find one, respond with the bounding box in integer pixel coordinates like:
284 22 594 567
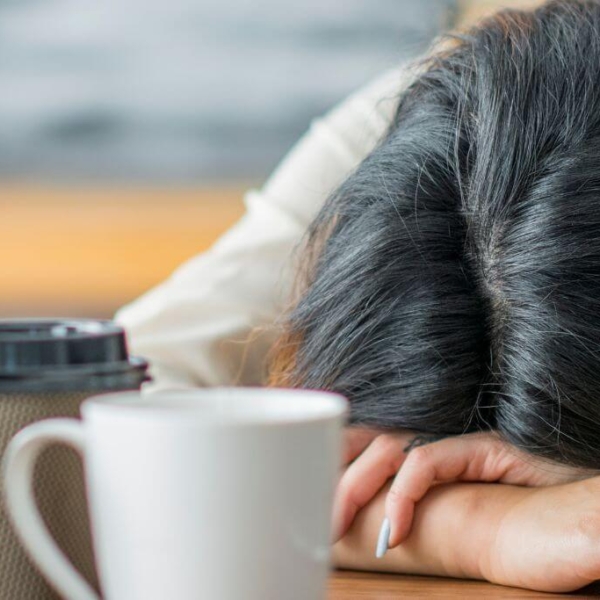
270 0 600 469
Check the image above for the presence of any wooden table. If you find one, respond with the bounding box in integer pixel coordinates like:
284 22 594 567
328 571 600 598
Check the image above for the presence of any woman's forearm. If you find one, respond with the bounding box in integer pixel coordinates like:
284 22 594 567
332 481 525 581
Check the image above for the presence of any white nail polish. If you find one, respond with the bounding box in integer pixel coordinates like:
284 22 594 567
375 517 390 558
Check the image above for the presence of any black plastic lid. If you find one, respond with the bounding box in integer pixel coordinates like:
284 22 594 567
0 319 150 392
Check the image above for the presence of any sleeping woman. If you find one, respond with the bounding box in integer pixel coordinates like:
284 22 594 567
117 0 600 592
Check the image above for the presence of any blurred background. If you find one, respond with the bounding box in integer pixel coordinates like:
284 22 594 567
0 0 541 318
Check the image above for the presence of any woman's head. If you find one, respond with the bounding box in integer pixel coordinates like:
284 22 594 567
270 0 600 468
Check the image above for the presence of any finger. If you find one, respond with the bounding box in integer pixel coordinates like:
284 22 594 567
384 433 507 548
333 433 411 540
342 427 380 465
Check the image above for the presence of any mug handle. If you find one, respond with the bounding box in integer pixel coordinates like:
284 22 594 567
2 418 101 600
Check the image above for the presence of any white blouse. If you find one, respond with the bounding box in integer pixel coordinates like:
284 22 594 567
115 64 418 391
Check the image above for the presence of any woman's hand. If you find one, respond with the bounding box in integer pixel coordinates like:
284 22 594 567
334 428 594 556
333 475 600 593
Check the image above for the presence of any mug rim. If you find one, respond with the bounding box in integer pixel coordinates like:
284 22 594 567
81 387 348 427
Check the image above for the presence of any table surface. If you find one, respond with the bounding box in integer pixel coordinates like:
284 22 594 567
328 571 600 598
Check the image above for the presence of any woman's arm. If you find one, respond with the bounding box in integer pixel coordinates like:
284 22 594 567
333 476 600 593
334 429 595 552
332 481 509 582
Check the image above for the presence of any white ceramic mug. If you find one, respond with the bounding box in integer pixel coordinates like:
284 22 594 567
2 388 347 600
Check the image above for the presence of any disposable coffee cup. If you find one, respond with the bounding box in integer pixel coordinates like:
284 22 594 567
0 319 148 600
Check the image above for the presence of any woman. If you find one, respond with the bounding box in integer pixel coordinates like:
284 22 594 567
117 0 600 591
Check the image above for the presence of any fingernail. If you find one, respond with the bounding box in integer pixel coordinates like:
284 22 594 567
375 517 391 558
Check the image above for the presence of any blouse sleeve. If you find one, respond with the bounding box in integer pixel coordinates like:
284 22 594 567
114 65 417 391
